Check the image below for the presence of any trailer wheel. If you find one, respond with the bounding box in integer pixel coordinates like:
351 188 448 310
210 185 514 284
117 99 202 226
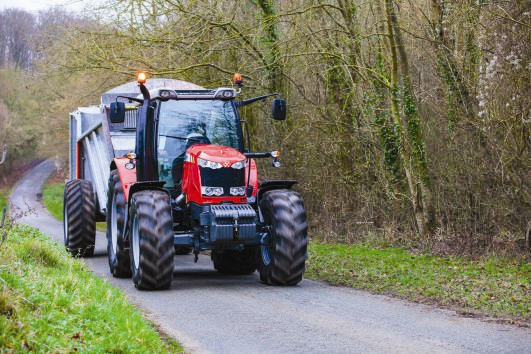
129 190 174 290
258 190 308 285
212 246 258 275
106 171 131 278
63 179 96 257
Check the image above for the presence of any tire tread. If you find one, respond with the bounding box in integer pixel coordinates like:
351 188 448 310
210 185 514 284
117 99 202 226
130 191 174 290
64 179 96 257
259 189 308 286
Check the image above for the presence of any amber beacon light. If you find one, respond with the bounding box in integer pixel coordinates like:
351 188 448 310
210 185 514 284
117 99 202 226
137 72 148 84
233 73 243 88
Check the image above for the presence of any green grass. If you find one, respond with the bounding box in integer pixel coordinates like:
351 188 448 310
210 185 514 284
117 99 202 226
42 183 64 220
306 243 530 322
0 222 182 352
0 190 8 228
2 185 182 352
0 189 8 212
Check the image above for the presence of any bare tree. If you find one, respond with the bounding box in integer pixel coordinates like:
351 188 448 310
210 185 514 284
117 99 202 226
0 9 36 69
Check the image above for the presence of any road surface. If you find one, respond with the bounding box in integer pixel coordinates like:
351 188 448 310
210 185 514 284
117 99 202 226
10 160 531 353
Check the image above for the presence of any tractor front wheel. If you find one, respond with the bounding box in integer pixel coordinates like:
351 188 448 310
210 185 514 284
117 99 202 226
258 189 308 285
129 190 174 290
212 246 258 275
106 170 131 278
63 179 96 257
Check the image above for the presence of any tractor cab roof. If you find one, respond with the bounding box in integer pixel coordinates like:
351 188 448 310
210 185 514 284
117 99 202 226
101 78 204 105
101 78 238 105
149 88 238 101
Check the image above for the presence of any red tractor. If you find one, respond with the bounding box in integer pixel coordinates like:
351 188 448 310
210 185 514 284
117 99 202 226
64 73 308 290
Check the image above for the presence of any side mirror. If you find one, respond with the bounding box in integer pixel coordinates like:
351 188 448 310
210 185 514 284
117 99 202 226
272 98 286 121
110 102 126 123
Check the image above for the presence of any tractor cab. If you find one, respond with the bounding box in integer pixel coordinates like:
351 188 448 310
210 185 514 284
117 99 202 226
109 74 283 210
155 96 243 193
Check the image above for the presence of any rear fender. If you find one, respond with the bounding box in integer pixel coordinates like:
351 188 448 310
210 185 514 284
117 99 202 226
112 157 137 203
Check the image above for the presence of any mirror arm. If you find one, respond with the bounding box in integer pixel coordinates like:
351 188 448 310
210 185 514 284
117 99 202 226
115 95 143 104
235 93 280 108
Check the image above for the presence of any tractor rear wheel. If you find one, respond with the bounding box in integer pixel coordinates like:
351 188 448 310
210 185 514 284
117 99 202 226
63 179 96 257
106 170 131 278
258 189 308 285
212 246 258 275
129 190 174 290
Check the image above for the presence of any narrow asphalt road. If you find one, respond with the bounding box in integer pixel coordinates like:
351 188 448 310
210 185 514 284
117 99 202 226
10 160 531 353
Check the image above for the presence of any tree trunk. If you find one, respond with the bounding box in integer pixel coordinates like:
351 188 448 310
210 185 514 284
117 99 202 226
256 0 284 93
430 0 476 129
384 0 437 237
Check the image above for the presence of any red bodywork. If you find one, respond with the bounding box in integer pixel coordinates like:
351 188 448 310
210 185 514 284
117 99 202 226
76 142 82 179
113 145 258 205
114 156 137 203
183 145 258 205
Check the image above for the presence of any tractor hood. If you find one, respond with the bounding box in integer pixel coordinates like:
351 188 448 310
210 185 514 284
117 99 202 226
182 144 249 205
186 145 246 166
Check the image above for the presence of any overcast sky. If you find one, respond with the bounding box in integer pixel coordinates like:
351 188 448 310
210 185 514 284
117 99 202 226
0 0 97 14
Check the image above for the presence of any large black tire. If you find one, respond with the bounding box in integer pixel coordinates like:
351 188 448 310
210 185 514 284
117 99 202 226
129 190 174 290
63 179 96 257
106 170 132 278
212 246 258 275
258 190 308 285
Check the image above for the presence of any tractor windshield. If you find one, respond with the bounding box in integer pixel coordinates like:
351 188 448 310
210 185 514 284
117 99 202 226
157 99 241 188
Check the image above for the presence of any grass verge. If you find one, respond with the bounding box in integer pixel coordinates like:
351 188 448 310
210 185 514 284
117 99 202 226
0 223 182 352
306 243 530 325
41 183 63 220
0 190 183 352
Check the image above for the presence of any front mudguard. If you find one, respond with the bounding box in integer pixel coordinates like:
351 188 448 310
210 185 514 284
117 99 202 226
256 180 297 222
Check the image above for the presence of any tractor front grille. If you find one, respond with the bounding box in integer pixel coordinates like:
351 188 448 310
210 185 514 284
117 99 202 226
199 166 245 196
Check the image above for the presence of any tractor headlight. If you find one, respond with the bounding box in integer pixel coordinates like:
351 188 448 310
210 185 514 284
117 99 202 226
198 158 222 169
230 187 246 196
201 186 224 196
231 160 246 170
